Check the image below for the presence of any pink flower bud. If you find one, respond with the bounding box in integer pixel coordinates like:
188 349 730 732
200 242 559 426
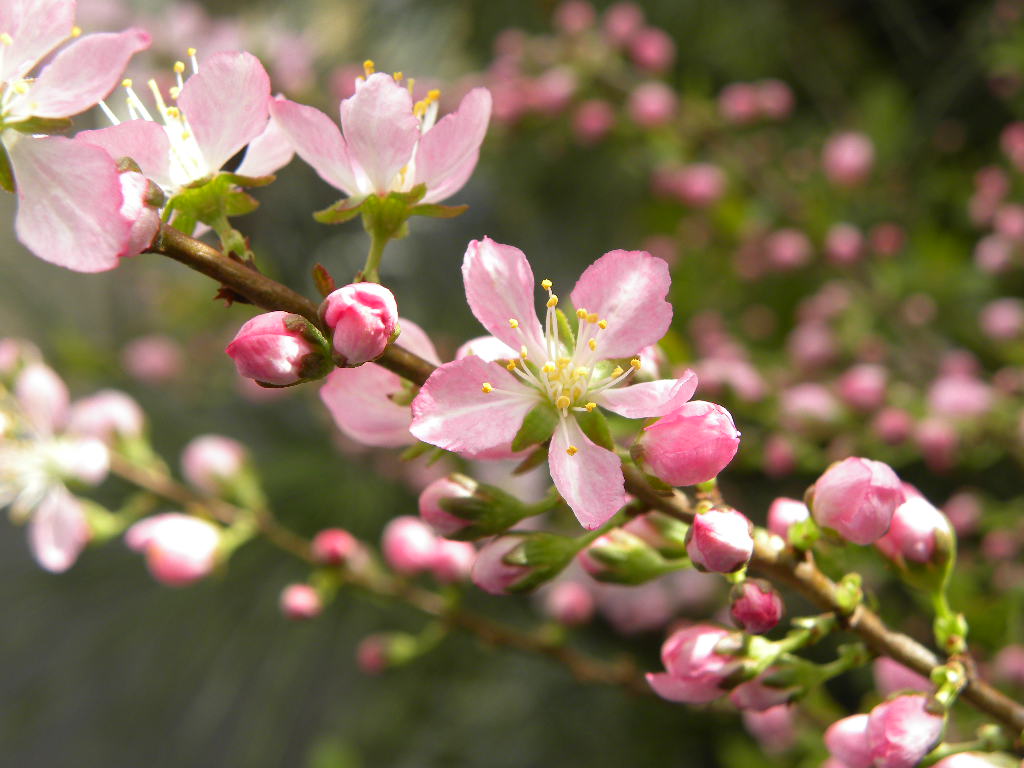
822 131 874 187
980 298 1024 340
780 383 840 428
418 475 477 537
875 494 953 567
675 163 726 207
825 714 872 768
928 375 992 419
755 79 794 120
543 581 595 625
687 507 754 573
730 674 795 711
915 418 958 472
870 223 905 256
471 535 530 595
836 364 887 412
873 657 931 697
873 407 913 445
181 435 248 494
718 82 760 124
638 401 741 487
15 362 69 435
767 497 810 538
730 579 783 633
603 2 644 45
553 0 595 34
765 228 812 270
995 204 1024 242
646 624 739 703
66 389 145 443
1002 121 1024 169
866 694 945 768
810 457 904 545
825 222 865 265
743 705 796 754
226 311 328 386
572 99 615 144
787 324 836 370
628 81 677 127
942 492 981 536
121 334 184 384
322 283 399 366
974 235 1014 274
629 27 675 73
430 539 476 583
118 171 161 255
381 516 438 575
125 513 221 586
311 528 358 566
280 583 322 620
993 644 1024 686
763 434 797 477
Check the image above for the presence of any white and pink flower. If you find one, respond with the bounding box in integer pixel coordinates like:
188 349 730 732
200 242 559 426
410 238 697 529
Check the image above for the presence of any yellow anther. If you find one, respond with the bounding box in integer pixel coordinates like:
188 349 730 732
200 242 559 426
566 445 579 456
542 362 557 374
506 361 517 371
557 357 571 368
576 308 588 319
481 382 493 394
427 88 441 102
588 339 597 351
13 81 28 94
547 295 559 308
393 71 403 81
556 395 571 410
541 279 552 290
174 61 186 74
71 26 82 38
520 345 528 359
611 366 624 378
181 131 191 140
587 312 599 324
363 59 375 76
585 402 597 412
573 367 589 379
630 358 642 369
122 78 133 88
169 86 181 99
406 77 416 94
166 106 180 118
508 318 519 329
187 47 197 57
598 319 608 330
0 33 12 46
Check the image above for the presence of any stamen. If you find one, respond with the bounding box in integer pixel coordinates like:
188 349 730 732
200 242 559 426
630 358 642 369
547 295 559 308
169 86 181 99
187 48 199 74
588 339 597 351
519 345 528 359
393 71 403 81
481 382 493 394
611 366 624 378
598 319 608 330
406 77 416 94
508 318 519 328
585 402 597 411
70 26 82 38
576 308 587 319
363 59 375 76
97 99 120 125
566 445 578 456
0 33 12 46
587 313 599 324
542 362 557 374
573 367 589 379
556 395 571 410
541 279 552 290
506 361 517 371
557 357 571 369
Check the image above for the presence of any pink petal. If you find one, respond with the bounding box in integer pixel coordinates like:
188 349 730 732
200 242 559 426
118 171 161 255
549 416 625 529
395 317 442 365
595 370 698 419
415 87 491 202
339 72 419 192
269 96 359 194
9 135 131 272
645 672 720 704
410 356 536 458
76 120 173 189
178 51 271 174
19 29 151 119
28 485 89 573
456 335 518 362
462 237 547 360
0 0 75 83
235 113 294 178
420 147 480 205
570 249 673 358
320 364 416 447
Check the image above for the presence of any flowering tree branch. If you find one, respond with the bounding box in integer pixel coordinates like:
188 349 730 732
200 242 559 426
144 224 1024 740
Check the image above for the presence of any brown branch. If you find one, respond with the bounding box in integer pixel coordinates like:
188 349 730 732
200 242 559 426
147 226 1024 738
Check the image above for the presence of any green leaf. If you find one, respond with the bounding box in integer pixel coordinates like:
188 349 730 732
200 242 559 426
574 409 615 451
512 445 549 475
312 263 337 298
409 203 468 219
511 402 558 452
0 143 13 193
555 309 575 352
314 197 364 224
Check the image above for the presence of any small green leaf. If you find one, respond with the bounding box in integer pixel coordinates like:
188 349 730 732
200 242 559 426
312 263 337 297
574 409 615 451
409 203 468 219
0 143 13 193
555 309 575 352
314 197 364 224
511 402 558 452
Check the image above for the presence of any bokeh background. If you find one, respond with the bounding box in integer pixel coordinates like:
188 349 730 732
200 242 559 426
3 0 1024 765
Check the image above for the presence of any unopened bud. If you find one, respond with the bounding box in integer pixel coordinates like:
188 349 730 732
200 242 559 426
876 492 955 580
226 311 330 387
381 516 438 575
66 389 145 444
766 497 810 539
730 579 783 634
578 528 672 584
472 532 576 595
322 282 399 366
181 435 248 495
686 507 753 573
430 539 476 583
866 694 945 768
418 475 478 537
825 714 872 768
125 513 221 586
311 528 358 566
635 401 741 487
809 457 903 545
646 624 741 703
542 581 595 626
280 583 322 620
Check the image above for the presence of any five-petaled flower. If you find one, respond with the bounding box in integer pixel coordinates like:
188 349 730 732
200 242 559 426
410 237 697 529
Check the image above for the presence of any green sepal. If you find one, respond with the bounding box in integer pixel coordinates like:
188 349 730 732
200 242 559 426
513 444 549 475
312 263 337 298
389 183 427 206
574 408 615 451
584 529 678 585
0 142 13 193
314 196 364 224
440 482 535 541
10 116 73 134
503 532 579 593
399 441 436 461
409 202 468 219
511 402 559 452
219 172 275 188
163 173 263 236
555 309 575 352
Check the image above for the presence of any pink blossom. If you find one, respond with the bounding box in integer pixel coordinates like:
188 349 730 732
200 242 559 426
655 163 726 207
780 383 840 428
15 362 69 436
756 79 794 119
603 3 645 46
472 535 531 595
866 694 945 768
628 81 677 127
730 675 795 711
942 492 981 536
974 235 1014 274
822 131 874 187
629 27 675 73
995 204 1024 242
730 579 783 633
553 0 596 34
873 657 931 697
322 283 399 365
837 364 888 412
1002 121 1024 169
430 539 476 583
66 389 145 443
763 434 797 477
382 516 438 575
226 311 328 386
767 497 810 538
718 82 760 124
810 457 904 545
765 228 812 270
687 507 754 573
873 407 913 445
743 705 796 754
572 99 615 144
121 334 184 383
870 223 905 256
311 528 358 566
271 70 491 204
993 644 1024 686
826 222 865 265
646 624 739 703
980 298 1024 340
320 318 440 447
411 238 696 529
637 401 740 487
27 484 90 573
927 374 992 419
876 494 953 566
125 513 221 586
418 475 477 537
280 584 322 620
825 714 872 768
181 435 247 494
543 581 595 625
915 418 957 472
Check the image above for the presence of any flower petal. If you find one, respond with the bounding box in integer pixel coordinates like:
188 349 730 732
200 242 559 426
8 134 131 272
339 72 419 193
570 249 673 358
414 87 491 202
462 237 547 360
0 0 75 83
320 364 415 447
17 29 150 119
178 51 271 174
28 484 89 573
410 356 536 458
76 120 173 189
549 417 625 529
269 96 359 195
456 335 517 362
595 370 698 419
234 113 294 178
420 148 479 204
